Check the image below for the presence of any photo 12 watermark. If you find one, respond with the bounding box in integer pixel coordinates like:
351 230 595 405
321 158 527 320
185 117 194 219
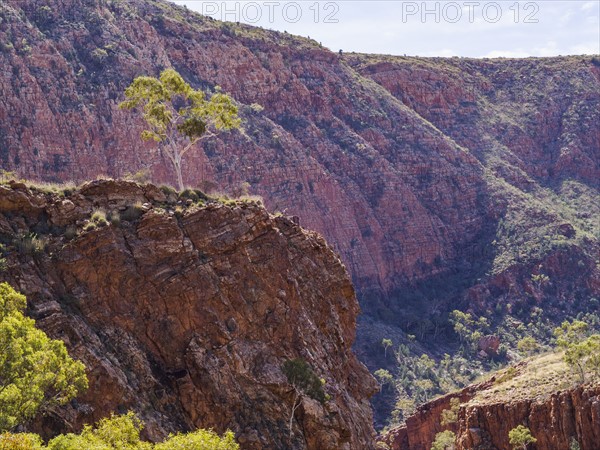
400 2 540 24
190 2 340 24
179 1 541 25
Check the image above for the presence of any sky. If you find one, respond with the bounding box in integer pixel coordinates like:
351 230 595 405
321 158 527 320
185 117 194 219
172 1 600 57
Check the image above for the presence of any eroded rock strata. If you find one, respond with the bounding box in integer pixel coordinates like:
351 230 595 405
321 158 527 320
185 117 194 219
0 180 377 450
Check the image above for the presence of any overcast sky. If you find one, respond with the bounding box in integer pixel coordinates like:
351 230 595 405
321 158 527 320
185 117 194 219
172 1 600 57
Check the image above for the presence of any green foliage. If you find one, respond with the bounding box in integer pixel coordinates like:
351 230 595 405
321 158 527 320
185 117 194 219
121 203 146 222
0 244 7 272
91 48 109 61
154 429 239 450
381 338 393 357
120 69 241 190
90 210 109 227
0 283 88 431
386 345 482 428
281 358 326 404
554 320 589 348
517 337 540 356
508 425 536 449
449 310 489 354
1 414 238 450
553 319 600 383
563 335 600 383
431 430 455 450
440 398 460 427
123 169 151 184
47 412 150 450
374 369 394 388
569 437 581 450
0 433 44 450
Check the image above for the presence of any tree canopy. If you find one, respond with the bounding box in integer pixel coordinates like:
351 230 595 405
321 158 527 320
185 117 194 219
120 69 241 191
0 283 88 432
508 425 536 450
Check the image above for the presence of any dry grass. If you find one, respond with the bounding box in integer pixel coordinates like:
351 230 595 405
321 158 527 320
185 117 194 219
470 352 598 406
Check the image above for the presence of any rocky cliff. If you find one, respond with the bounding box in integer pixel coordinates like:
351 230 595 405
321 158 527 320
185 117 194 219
0 179 377 449
380 354 600 450
2 0 597 315
1 0 599 429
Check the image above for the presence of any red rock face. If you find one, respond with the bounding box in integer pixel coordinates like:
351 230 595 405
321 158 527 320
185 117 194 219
0 180 377 449
380 382 600 450
1 1 598 322
457 385 600 450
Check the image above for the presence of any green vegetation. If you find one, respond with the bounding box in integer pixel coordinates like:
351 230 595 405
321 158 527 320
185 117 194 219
12 233 47 256
381 338 393 358
517 337 540 357
0 284 238 448
440 398 459 427
282 358 327 437
555 320 600 383
0 413 238 450
120 68 240 191
0 283 88 431
449 310 489 355
376 312 600 430
508 425 536 450
431 430 455 450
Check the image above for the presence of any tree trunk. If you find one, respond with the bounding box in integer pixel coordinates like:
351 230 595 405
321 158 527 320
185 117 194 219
173 156 184 192
289 391 301 440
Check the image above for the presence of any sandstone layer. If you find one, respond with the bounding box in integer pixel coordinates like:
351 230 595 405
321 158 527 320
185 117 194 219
0 179 378 450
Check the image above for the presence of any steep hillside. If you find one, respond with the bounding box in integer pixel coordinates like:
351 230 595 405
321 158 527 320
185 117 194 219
380 353 600 450
0 179 377 450
1 0 599 427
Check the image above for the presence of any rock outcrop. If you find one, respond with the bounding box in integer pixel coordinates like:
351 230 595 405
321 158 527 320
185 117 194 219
380 359 600 450
456 385 600 450
0 180 378 449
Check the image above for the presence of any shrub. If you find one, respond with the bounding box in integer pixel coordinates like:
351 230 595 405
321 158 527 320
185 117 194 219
431 430 455 450
0 283 88 431
508 425 536 449
282 358 327 404
495 366 518 385
90 209 108 227
0 433 44 450
83 222 97 232
90 48 108 61
13 233 47 255
155 429 239 450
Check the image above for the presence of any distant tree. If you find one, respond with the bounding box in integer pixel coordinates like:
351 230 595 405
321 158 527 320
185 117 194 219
0 283 87 432
554 320 600 383
508 425 537 450
554 320 589 348
449 310 489 353
381 338 393 358
563 334 600 383
374 369 394 389
431 430 455 450
120 69 241 191
517 336 540 356
440 398 460 427
282 358 327 439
